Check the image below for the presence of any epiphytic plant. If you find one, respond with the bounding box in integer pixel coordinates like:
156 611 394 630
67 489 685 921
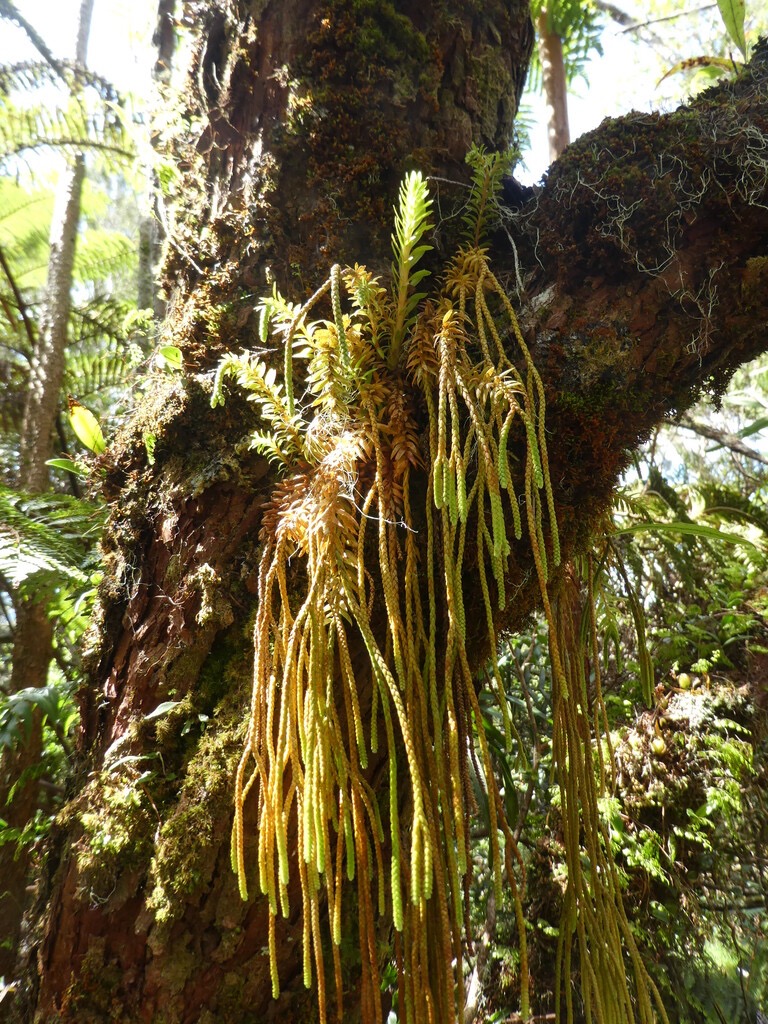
212 163 667 1024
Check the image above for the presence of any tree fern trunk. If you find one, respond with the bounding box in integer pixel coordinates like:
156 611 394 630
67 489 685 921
18 155 87 489
136 0 177 322
537 6 570 161
18 0 94 488
2 0 95 996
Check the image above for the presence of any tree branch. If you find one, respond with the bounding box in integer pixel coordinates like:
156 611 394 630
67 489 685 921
615 3 717 35
499 41 768 562
677 414 768 465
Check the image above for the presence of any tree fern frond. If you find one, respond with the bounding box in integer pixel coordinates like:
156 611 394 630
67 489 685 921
0 485 103 589
69 296 134 345
0 337 28 434
0 100 132 164
64 334 132 401
0 181 53 233
0 60 121 104
71 230 135 286
0 179 53 292
528 0 605 90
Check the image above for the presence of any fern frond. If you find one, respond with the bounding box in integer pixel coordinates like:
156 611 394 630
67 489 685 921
72 230 135 285
211 352 307 462
0 180 53 234
256 284 303 344
248 431 294 467
210 354 243 408
0 61 121 103
0 357 26 435
64 332 133 401
342 264 388 362
0 179 54 292
462 144 514 247
0 98 131 164
69 296 134 345
0 485 103 589
300 319 356 417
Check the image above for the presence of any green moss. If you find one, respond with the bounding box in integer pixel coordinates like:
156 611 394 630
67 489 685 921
328 0 429 73
193 562 234 629
470 46 517 142
146 688 246 925
202 971 263 1023
75 767 157 904
743 255 768 308
58 941 129 1023
155 936 198 997
350 0 428 64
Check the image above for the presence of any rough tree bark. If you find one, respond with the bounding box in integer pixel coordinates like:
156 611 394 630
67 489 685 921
11 2 768 1022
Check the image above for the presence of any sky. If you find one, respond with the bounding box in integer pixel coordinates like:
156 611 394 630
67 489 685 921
522 21 644 181
3 0 155 97
520 1 740 182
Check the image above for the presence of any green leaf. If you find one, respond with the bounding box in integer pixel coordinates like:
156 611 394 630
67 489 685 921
737 414 768 439
144 700 181 721
45 457 87 477
144 433 157 465
409 268 431 287
156 345 183 371
716 0 747 58
657 55 736 86
616 520 759 550
67 397 106 454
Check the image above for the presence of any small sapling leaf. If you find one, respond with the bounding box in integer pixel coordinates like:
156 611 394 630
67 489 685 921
46 457 87 477
144 700 181 721
716 0 747 58
156 345 183 371
67 397 106 454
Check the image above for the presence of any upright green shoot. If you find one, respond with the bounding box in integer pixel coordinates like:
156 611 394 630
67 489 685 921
388 170 432 368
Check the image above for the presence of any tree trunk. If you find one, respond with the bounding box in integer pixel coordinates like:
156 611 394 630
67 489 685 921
0 606 49 986
12 5 768 1024
1 0 94 993
18 0 94 489
537 7 570 161
137 0 177 321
